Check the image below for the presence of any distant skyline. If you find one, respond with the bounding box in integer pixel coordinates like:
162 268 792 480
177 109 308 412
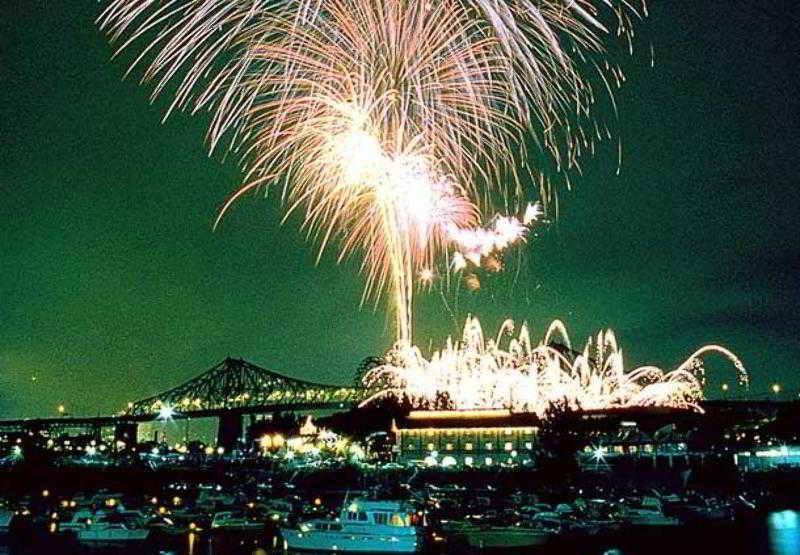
1 2 799 417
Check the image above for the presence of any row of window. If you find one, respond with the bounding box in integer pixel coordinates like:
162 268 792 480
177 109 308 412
403 441 534 452
582 443 669 455
402 428 536 437
408 455 532 467
345 511 412 527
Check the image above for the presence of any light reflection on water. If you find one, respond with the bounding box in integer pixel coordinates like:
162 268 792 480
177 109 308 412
7 514 800 555
768 510 800 555
187 531 197 555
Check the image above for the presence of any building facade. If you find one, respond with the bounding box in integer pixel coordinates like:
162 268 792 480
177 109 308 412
394 410 539 467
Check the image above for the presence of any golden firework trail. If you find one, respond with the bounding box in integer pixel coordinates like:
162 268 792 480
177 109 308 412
98 0 644 342
361 316 749 413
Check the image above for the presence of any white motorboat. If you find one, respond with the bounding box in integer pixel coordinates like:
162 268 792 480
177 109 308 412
281 499 420 553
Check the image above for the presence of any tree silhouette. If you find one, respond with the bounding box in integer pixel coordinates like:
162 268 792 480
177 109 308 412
537 398 589 476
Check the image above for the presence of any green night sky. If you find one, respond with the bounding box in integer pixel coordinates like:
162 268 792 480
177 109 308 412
1 2 798 417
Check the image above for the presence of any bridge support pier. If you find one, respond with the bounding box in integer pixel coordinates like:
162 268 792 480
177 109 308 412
114 422 138 447
217 412 243 451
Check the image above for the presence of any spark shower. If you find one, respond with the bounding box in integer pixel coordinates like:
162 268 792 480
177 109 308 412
98 0 747 412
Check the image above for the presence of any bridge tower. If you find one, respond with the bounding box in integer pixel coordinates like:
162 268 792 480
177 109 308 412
217 411 244 451
113 421 138 447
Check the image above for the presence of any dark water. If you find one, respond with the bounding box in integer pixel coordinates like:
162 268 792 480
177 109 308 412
3 512 799 555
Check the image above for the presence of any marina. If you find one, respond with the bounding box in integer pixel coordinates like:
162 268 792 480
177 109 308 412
1 462 799 554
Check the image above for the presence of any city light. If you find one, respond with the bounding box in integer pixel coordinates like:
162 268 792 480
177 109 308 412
157 405 176 421
592 447 607 462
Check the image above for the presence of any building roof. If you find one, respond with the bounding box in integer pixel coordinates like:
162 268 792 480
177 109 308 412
396 410 540 430
394 407 700 432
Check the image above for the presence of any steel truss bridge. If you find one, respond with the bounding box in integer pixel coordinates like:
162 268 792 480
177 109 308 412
128 357 368 416
1 356 791 450
0 358 372 448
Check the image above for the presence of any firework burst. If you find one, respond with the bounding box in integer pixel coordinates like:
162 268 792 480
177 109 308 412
361 316 749 414
98 0 644 341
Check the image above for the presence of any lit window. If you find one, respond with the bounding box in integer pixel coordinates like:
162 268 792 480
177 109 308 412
426 442 434 451
485 442 493 450
525 442 533 450
445 443 453 451
464 442 474 451
485 457 493 466
390 513 409 527
504 442 513 451
464 456 474 466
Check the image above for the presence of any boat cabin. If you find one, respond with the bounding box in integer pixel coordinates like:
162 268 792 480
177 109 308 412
340 500 417 528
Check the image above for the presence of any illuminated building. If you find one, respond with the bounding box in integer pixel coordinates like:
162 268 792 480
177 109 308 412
393 410 539 467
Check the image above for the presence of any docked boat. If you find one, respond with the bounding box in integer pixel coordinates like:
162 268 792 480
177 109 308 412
263 499 293 523
211 510 265 531
75 512 150 543
280 499 420 553
0 508 13 535
620 497 680 527
674 496 734 522
58 509 95 534
571 499 623 534
196 488 237 511
444 521 554 549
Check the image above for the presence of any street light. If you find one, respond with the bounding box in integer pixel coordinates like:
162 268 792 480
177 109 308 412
772 383 782 395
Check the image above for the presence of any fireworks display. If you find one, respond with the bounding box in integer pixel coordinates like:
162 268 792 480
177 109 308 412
98 1 747 414
361 316 749 414
98 0 644 342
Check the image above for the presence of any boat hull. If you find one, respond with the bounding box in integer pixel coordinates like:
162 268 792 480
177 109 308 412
77 529 150 543
281 528 419 553
462 528 551 549
623 515 681 526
